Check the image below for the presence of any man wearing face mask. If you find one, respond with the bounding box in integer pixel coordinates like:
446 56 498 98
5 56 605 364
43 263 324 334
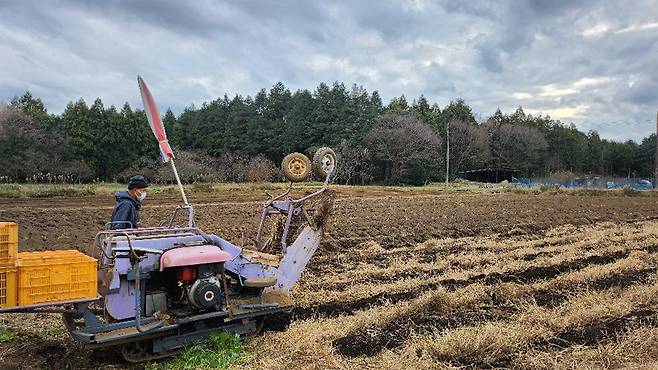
109 175 149 230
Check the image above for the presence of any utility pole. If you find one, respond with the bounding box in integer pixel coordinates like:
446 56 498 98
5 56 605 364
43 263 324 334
655 110 658 188
445 120 450 186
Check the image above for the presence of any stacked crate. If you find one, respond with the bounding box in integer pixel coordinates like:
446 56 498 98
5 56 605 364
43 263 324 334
0 222 98 308
0 222 18 308
16 250 97 305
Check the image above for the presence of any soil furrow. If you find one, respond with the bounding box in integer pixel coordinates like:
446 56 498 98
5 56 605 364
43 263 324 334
296 250 632 319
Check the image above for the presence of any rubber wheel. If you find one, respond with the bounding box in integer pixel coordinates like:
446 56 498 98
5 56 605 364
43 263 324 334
313 147 337 179
120 339 177 363
281 153 311 182
121 340 150 363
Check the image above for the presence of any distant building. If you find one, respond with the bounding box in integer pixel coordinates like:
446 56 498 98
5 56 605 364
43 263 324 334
458 168 520 183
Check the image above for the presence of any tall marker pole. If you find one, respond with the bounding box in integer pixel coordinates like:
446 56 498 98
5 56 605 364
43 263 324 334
170 160 189 205
655 110 658 189
137 76 189 205
445 120 450 186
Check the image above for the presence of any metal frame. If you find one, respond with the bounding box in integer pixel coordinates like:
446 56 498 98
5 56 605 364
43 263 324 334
63 299 289 346
160 204 196 228
0 297 99 314
255 165 334 252
93 226 212 262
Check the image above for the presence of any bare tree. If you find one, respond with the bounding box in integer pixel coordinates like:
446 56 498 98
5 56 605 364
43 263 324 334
215 152 250 182
334 139 375 185
0 108 90 182
448 120 489 174
484 119 547 176
154 150 219 184
365 112 442 183
245 155 279 182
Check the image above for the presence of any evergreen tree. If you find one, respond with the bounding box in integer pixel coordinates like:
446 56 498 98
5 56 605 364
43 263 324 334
387 95 409 113
162 109 180 148
6 85 656 184
10 92 55 127
439 99 477 128
285 89 315 153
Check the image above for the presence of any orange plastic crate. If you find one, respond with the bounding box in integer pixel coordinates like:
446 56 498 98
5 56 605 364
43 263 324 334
16 250 97 305
0 266 17 308
0 222 18 267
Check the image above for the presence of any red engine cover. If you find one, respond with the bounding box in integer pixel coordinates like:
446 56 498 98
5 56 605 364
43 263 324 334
176 267 197 282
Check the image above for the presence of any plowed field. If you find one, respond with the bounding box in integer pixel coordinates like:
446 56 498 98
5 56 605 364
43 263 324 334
1 186 658 369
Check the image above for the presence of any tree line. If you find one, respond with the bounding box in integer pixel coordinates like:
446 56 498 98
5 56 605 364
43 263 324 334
0 82 654 185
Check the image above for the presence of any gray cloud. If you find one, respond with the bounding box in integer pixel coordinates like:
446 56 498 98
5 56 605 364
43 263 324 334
0 0 657 141
621 78 658 106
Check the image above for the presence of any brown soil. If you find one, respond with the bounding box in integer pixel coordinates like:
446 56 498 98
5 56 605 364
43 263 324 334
1 190 657 255
2 187 658 369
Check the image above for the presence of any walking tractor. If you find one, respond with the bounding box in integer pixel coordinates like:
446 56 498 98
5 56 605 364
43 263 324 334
0 77 339 362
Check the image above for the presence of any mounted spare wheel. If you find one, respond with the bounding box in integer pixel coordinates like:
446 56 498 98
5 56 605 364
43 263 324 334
281 152 312 182
313 147 337 179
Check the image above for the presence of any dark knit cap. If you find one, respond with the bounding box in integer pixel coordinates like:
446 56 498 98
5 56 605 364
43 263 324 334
128 175 149 190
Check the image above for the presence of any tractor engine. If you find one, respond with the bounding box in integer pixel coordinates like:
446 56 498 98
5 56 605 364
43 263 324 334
173 263 224 311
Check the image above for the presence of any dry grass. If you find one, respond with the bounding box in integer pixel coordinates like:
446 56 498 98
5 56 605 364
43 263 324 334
239 219 658 369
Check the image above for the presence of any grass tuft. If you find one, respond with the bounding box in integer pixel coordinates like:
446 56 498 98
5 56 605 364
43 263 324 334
44 327 65 336
147 332 246 370
539 184 561 192
621 187 641 197
0 329 17 343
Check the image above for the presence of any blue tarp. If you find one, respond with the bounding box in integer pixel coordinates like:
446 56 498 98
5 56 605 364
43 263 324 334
511 177 653 190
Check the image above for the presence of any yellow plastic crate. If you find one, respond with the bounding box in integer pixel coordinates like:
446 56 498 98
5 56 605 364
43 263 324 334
0 266 17 308
0 222 18 267
17 250 97 305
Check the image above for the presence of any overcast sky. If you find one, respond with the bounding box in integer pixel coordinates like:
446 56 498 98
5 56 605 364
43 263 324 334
1 1 657 141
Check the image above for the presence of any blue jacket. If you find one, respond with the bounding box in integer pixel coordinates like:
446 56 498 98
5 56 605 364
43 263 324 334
109 191 141 229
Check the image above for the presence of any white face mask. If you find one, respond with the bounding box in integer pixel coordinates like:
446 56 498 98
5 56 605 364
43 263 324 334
137 191 147 202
